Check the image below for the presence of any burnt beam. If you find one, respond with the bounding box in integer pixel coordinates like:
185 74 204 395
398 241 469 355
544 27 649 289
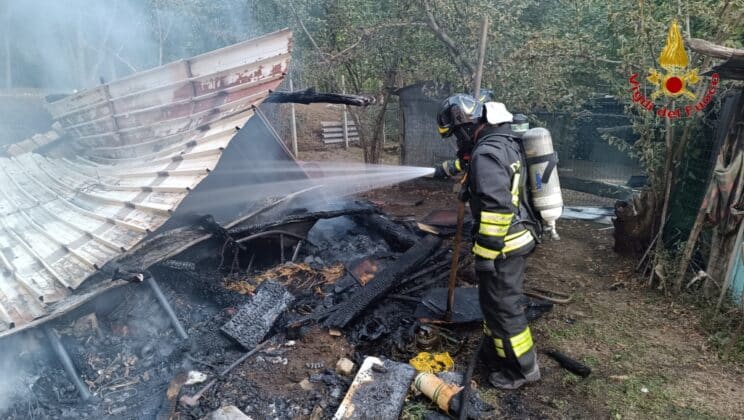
324 235 442 328
265 87 375 107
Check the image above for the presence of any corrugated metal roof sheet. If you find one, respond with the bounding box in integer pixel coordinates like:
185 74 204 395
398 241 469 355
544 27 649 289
0 29 292 336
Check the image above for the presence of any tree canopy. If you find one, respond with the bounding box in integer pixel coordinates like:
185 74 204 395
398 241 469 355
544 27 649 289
2 0 742 168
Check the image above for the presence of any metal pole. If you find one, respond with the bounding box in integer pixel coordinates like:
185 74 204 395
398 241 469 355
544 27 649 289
341 74 349 149
44 327 93 401
472 15 489 98
146 276 188 340
292 240 304 262
289 78 298 158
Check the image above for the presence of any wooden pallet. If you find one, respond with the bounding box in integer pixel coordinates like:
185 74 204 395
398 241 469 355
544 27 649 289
321 120 359 144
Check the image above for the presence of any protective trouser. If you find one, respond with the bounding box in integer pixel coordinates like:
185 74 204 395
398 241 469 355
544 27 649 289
477 254 537 381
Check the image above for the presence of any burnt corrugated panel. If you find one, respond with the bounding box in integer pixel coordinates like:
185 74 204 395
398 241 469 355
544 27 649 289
0 29 293 336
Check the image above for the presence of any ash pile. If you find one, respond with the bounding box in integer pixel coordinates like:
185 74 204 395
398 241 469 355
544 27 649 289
0 191 516 420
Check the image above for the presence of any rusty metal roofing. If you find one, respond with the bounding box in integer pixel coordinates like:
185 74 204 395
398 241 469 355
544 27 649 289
0 29 292 336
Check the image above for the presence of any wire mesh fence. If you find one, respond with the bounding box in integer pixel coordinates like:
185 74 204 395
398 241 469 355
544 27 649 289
538 97 644 207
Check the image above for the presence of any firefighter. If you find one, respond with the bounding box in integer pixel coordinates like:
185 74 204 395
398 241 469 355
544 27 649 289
432 90 496 180
436 94 541 389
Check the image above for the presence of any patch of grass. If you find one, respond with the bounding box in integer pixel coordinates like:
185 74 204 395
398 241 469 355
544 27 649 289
561 372 581 387
551 398 569 411
694 300 744 363
400 401 433 420
583 354 600 368
578 374 721 419
545 318 626 349
546 324 582 342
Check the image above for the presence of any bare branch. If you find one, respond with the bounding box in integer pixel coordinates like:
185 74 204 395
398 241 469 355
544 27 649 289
286 0 330 64
418 0 474 81
519 52 623 65
327 22 426 62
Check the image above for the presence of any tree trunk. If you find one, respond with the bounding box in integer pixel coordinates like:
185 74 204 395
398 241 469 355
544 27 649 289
368 91 391 164
613 189 658 256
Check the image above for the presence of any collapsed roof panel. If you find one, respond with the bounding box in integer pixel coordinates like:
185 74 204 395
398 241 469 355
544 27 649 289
0 29 293 336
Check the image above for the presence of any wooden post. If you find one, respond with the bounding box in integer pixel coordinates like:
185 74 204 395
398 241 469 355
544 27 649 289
472 15 489 98
649 107 675 288
341 74 349 149
289 77 298 158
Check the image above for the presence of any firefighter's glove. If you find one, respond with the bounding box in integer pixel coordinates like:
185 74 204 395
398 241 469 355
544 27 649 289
433 164 448 180
434 159 462 179
474 256 496 273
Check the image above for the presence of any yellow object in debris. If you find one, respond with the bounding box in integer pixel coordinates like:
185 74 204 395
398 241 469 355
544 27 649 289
409 352 454 373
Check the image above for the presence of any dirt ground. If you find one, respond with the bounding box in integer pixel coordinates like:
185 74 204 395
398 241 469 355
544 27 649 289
360 180 744 420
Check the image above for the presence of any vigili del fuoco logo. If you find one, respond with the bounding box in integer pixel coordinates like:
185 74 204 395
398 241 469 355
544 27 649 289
629 20 719 119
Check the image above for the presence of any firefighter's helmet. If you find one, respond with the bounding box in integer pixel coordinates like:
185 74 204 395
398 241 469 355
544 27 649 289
478 89 495 103
436 94 484 138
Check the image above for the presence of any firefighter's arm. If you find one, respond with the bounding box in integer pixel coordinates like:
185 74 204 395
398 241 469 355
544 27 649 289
433 158 466 179
471 148 515 261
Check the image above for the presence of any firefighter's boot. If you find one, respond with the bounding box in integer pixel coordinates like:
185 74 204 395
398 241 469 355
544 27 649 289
488 345 541 389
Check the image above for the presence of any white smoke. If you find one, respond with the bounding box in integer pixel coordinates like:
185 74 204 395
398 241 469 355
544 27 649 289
0 334 43 413
2 0 257 91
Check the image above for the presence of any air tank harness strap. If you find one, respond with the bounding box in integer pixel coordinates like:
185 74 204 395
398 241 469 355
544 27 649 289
509 161 522 207
525 152 559 184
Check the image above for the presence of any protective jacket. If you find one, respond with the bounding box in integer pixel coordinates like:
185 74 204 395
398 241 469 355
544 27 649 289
467 124 536 259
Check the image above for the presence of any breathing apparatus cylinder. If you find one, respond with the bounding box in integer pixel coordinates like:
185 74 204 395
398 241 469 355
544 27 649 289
521 127 563 240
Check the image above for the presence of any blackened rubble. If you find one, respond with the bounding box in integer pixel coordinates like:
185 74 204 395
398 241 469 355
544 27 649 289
0 195 551 419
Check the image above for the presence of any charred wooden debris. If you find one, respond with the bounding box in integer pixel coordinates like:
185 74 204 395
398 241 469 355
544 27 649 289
0 191 491 419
